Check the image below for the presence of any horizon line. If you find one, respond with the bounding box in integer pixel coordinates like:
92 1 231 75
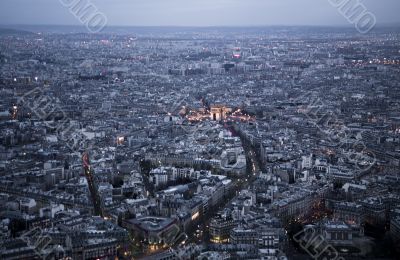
1 23 400 28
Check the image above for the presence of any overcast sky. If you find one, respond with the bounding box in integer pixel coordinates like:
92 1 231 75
0 0 399 27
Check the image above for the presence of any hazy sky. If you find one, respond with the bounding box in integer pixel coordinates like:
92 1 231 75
0 0 399 27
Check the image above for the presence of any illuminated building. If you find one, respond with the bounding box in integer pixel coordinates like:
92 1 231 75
123 217 181 246
232 47 242 59
11 105 18 120
210 105 232 121
210 211 236 243
186 104 254 123
116 136 125 145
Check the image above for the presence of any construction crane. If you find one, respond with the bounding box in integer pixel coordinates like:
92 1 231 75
82 152 104 217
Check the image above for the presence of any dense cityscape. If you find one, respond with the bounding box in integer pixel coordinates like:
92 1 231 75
0 24 399 259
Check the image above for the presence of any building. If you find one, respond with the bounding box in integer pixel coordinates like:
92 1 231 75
210 211 236 243
360 197 386 226
333 202 363 225
123 217 181 246
390 216 400 243
210 106 232 121
230 228 258 245
322 221 353 242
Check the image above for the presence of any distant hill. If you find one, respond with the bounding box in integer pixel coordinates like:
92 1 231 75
0 24 399 36
0 27 34 36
